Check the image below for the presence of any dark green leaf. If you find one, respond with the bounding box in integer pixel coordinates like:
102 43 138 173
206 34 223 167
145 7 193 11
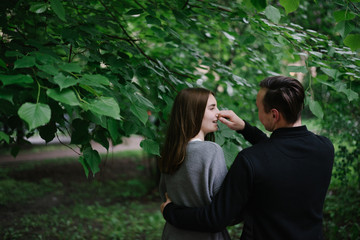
125 9 144 15
71 118 90 145
145 15 162 26
78 156 90 178
60 63 82 73
30 3 48 13
0 131 10 144
82 147 101 176
250 0 267 11
39 121 57 143
0 74 33 86
0 58 7 69
140 139 160 156
50 0 66 21
14 56 36 69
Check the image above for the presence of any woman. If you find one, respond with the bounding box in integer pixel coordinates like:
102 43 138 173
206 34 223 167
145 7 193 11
159 88 230 239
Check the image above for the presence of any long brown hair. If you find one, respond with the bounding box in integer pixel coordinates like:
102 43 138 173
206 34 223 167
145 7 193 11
159 88 215 174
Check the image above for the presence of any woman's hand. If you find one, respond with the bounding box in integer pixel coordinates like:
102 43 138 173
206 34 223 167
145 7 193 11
161 192 172 214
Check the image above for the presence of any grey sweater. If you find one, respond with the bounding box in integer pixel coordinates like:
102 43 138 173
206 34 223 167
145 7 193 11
159 140 230 240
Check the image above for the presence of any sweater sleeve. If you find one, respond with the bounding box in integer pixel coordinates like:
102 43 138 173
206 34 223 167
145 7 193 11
159 173 166 202
163 153 253 232
237 120 268 145
209 144 228 197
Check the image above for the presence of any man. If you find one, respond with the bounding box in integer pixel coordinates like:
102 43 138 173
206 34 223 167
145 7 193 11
161 76 334 240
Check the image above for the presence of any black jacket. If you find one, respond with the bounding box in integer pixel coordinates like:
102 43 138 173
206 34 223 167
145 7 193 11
163 122 334 240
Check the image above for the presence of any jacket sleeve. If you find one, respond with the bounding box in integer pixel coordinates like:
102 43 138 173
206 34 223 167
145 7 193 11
237 121 268 145
163 153 253 232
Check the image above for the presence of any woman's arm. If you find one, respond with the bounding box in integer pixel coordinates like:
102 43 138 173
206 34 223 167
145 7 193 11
162 154 252 232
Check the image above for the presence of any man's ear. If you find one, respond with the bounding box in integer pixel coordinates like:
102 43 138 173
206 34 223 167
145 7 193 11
271 109 280 121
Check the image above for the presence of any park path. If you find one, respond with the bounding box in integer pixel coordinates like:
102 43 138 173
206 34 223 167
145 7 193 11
0 135 143 164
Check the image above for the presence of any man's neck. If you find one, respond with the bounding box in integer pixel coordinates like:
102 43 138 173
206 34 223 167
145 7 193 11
273 118 302 131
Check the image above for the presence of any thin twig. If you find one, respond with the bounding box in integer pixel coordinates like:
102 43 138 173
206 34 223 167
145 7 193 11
56 133 81 155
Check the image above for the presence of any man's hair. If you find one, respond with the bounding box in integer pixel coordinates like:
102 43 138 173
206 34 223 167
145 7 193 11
159 88 215 174
260 76 305 124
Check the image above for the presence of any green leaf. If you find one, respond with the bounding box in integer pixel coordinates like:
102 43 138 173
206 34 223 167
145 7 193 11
250 0 267 11
14 56 36 69
333 10 356 22
18 103 51 130
343 34 360 51
265 5 281 24
308 99 324 119
50 0 66 21
140 139 160 156
107 118 122 145
125 9 144 15
130 104 148 125
0 131 10 144
145 15 161 26
335 21 354 39
82 147 101 176
0 58 7 69
287 65 308 74
60 62 82 73
0 89 14 103
132 93 155 110
39 121 57 143
53 73 77 90
78 156 90 178
342 88 359 102
88 97 121 120
47 88 80 106
93 127 109 150
82 74 110 86
30 3 48 13
320 68 341 80
223 142 240 167
279 0 300 14
71 118 90 145
0 74 33 86
37 64 58 76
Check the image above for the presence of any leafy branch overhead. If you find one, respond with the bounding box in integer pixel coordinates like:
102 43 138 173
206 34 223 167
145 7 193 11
0 0 359 176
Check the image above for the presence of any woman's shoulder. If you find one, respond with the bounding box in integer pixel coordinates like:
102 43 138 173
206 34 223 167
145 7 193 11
187 141 223 153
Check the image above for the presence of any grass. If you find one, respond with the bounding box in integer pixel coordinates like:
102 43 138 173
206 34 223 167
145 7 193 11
1 147 359 239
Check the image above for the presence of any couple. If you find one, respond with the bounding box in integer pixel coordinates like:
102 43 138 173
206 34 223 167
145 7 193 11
158 76 334 240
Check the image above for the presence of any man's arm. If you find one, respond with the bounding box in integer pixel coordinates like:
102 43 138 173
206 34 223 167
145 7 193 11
162 154 253 232
219 110 268 145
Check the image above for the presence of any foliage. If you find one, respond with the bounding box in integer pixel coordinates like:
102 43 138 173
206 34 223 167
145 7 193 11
323 183 360 240
0 0 359 178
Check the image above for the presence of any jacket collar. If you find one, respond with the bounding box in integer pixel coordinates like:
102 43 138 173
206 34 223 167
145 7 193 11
270 125 309 139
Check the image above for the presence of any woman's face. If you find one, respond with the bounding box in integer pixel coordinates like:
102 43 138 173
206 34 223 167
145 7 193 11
201 94 220 135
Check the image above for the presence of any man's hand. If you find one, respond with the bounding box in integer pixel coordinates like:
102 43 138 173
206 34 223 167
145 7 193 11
219 110 245 131
161 193 172 214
